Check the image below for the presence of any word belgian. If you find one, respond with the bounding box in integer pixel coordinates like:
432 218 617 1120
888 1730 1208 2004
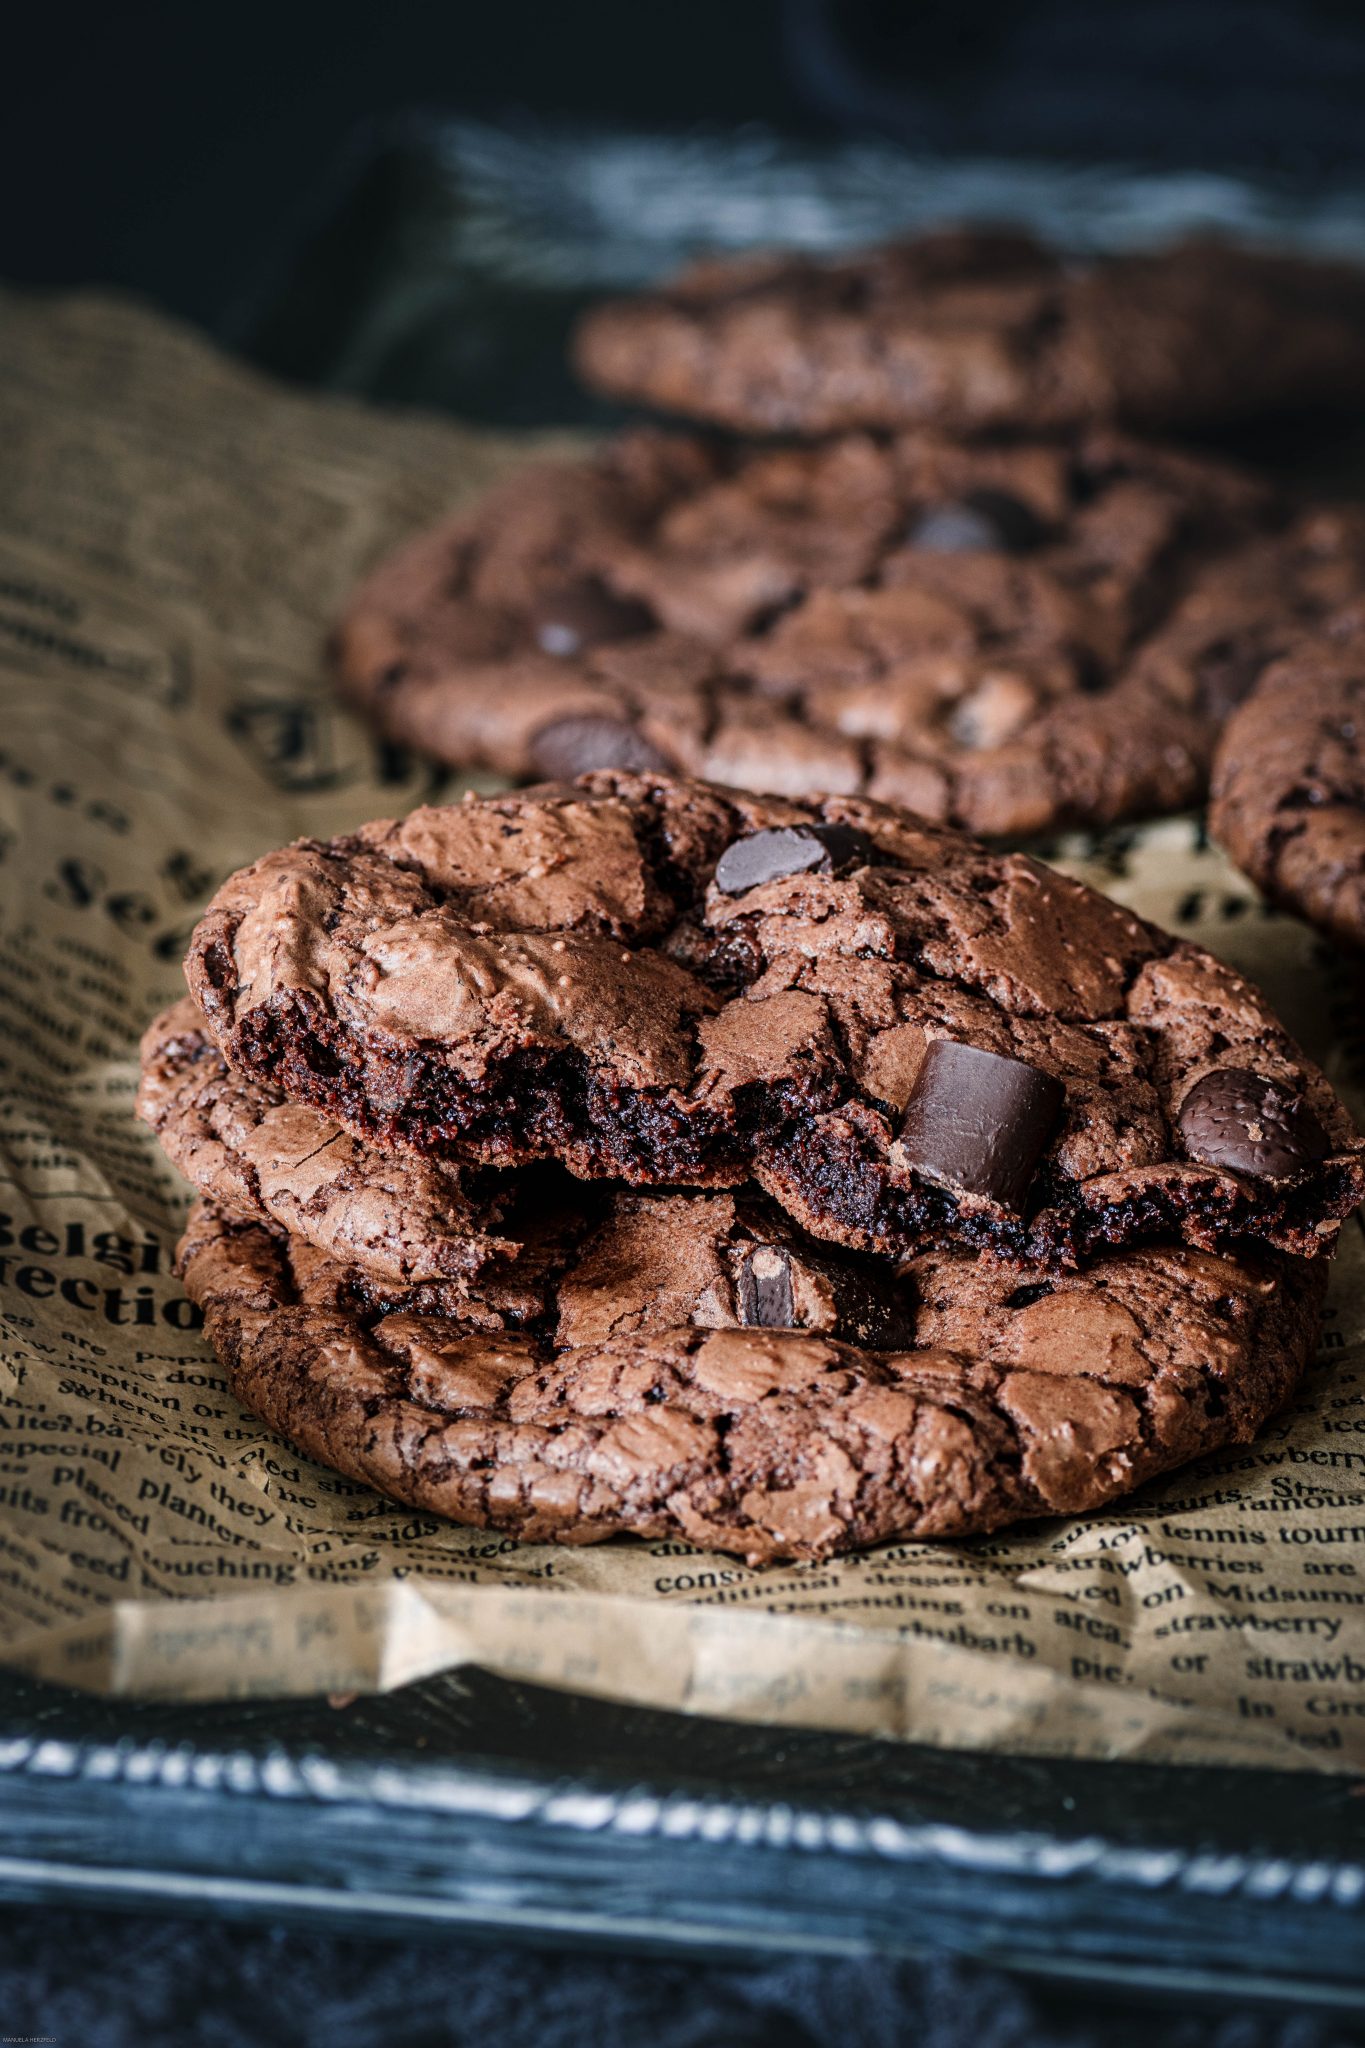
0 1212 201 1330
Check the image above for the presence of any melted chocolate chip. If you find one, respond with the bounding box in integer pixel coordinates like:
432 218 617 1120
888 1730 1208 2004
737 1246 796 1327
900 1039 1064 1212
908 490 1049 555
529 715 671 779
714 822 876 895
527 580 655 658
1178 1068 1330 1181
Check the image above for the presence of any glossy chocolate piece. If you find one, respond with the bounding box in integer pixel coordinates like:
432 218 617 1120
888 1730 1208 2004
529 714 671 779
1178 1068 1330 1181
900 1039 1064 1213
908 491 1049 555
714 823 876 895
737 1245 796 1327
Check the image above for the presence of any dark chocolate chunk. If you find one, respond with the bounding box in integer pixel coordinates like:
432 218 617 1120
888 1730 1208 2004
527 580 655 658
908 491 1049 555
714 822 876 895
817 1262 917 1349
529 715 671 780
1005 1280 1055 1310
735 1239 915 1347
1178 1068 1330 1181
899 1039 1064 1212
737 1246 795 1327
1195 638 1267 720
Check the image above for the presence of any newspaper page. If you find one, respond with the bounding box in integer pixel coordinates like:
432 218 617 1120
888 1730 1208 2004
1 285 1363 1773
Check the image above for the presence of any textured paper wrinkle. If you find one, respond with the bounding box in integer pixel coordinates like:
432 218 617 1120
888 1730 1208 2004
0 288 1362 1772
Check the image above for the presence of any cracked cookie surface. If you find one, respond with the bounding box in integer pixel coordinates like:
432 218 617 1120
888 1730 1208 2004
139 998 519 1286
137 997 586 1325
183 772 1365 1265
572 228 1365 438
333 426 1365 836
180 1194 1327 1563
142 997 914 1341
1211 625 1365 953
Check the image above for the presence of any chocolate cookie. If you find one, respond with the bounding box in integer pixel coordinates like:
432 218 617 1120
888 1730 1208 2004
136 997 585 1325
180 1193 1327 1563
1210 624 1365 953
572 227 1365 438
183 773 1365 1265
333 426 1365 836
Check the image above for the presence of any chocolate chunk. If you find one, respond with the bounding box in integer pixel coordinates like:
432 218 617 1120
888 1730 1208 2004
1005 1280 1055 1310
529 715 671 780
899 1039 1064 1212
737 1245 796 1327
908 491 1048 555
527 580 655 658
1178 1068 1330 1181
715 822 876 895
1195 639 1267 720
971 490 1052 551
816 1260 917 1349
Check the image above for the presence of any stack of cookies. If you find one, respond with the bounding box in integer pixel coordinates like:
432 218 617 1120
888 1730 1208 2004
141 226 1365 1563
141 775 1364 1562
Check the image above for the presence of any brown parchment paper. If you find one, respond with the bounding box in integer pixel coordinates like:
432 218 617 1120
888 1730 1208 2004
2 285 1365 1774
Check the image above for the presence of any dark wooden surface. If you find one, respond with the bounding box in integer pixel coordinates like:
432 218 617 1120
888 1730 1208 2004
1 1664 1362 2006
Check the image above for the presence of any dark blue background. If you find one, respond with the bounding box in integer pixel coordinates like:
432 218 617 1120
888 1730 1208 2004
7 1 1365 335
